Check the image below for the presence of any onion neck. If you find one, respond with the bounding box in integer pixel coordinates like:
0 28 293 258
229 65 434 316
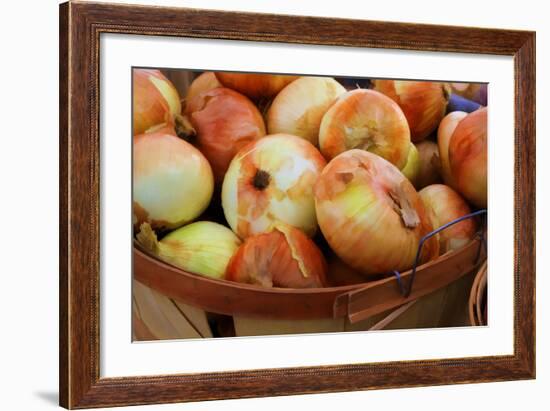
174 114 196 141
136 223 160 255
388 183 420 229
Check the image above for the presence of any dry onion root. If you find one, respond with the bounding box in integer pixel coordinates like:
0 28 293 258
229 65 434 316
225 224 327 288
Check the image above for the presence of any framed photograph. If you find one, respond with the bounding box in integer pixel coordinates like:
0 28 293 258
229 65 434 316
59 1 535 409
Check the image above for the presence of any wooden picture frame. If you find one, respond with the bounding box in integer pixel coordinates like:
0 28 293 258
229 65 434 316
59 1 535 408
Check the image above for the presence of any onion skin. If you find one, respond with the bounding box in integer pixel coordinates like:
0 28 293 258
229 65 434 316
400 143 420 186
267 77 346 146
415 140 443 190
133 69 182 135
225 225 327 288
137 222 241 279
372 80 450 142
449 108 488 208
215 72 299 100
314 150 439 277
438 111 468 188
184 72 222 111
222 134 326 239
186 87 266 183
133 131 214 231
319 89 411 169
419 184 477 254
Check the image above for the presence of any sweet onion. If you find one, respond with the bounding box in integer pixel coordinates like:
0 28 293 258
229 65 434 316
267 76 346 146
225 224 327 288
186 87 266 183
314 149 439 277
222 134 326 239
137 222 241 279
133 131 214 231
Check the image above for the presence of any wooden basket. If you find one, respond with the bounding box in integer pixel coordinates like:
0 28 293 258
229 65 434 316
133 236 485 340
468 261 488 326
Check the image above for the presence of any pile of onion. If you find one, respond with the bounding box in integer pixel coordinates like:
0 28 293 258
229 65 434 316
267 77 346 146
222 134 326 239
438 108 487 208
314 150 439 277
215 72 299 100
225 224 327 288
186 87 266 183
419 184 477 254
319 89 411 169
372 80 450 142
133 130 214 231
133 69 182 135
137 222 241 279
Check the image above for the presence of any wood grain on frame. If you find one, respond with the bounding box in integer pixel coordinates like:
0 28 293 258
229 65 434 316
59 1 535 408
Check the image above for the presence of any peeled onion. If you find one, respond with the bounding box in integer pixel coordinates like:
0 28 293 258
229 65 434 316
415 140 443 190
267 77 346 146
136 222 241 279
419 184 477 254
222 134 326 239
437 111 468 188
133 69 182 135
184 72 222 110
449 108 488 208
314 150 439 277
319 89 411 169
400 143 420 186
133 131 214 231
225 224 327 288
372 80 450 142
186 87 266 183
215 72 299 100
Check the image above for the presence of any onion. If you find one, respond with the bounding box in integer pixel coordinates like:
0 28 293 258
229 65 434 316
267 77 346 146
437 111 467 188
225 224 327 288
372 80 450 142
449 108 488 208
314 150 439 277
419 184 477 254
133 69 182 135
184 72 222 110
319 89 411 169
136 222 241 279
415 140 443 190
222 134 326 239
215 72 299 100
326 254 367 286
133 131 214 231
400 143 420 186
186 87 266 183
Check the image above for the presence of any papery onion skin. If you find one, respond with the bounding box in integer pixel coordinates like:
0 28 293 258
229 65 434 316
186 87 266 183
415 140 443 190
400 143 420 186
372 80 450 142
419 184 477 254
449 108 488 208
137 222 241 279
133 131 214 231
215 72 299 100
225 225 327 288
184 72 222 111
319 89 411 169
133 69 182 135
438 111 468 188
314 150 439 277
267 77 346 146
222 134 326 239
